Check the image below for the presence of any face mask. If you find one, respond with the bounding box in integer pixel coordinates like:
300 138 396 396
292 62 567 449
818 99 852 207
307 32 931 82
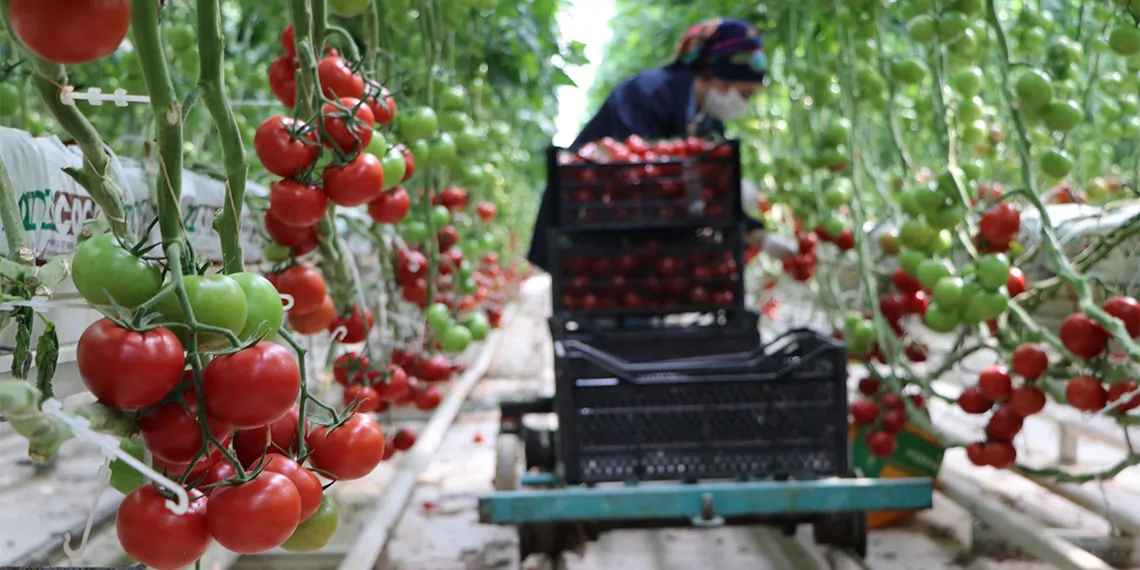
703 87 750 121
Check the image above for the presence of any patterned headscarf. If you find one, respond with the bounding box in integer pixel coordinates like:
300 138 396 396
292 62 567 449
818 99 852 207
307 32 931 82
669 18 767 83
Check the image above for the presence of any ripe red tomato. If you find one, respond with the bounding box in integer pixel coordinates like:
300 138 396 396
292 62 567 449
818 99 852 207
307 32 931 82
393 427 417 450
196 461 238 493
977 366 1013 402
415 386 443 411
965 442 989 466
865 430 896 457
1066 376 1107 412
268 55 298 109
905 342 928 362
331 305 373 343
1006 267 1027 297
1108 381 1140 412
417 355 452 383
368 188 412 224
333 353 370 386
1011 344 1048 380
373 365 410 401
307 414 386 480
439 187 470 212
9 0 130 65
203 342 302 429
881 408 906 434
365 82 397 125
891 268 923 294
265 210 318 247
476 202 498 222
77 319 184 410
255 117 318 178
139 390 231 464
281 25 296 56
1103 296 1140 338
1009 385 1046 416
983 441 1017 468
395 143 416 183
344 384 382 413
834 229 855 251
208 471 302 554
323 152 386 207
979 203 1020 246
232 404 303 467
289 295 337 334
322 97 374 153
117 486 211 570
850 401 879 425
276 265 328 315
269 180 327 228
402 280 429 306
957 386 993 414
317 56 365 100
1060 313 1108 359
857 377 881 396
260 455 323 521
985 405 1023 441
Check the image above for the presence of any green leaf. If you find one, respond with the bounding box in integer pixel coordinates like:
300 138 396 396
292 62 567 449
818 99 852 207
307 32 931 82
109 438 148 495
35 322 58 402
552 68 577 87
11 307 33 379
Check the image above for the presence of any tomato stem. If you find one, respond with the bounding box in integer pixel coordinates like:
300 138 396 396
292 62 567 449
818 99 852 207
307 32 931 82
0 155 32 264
196 0 250 276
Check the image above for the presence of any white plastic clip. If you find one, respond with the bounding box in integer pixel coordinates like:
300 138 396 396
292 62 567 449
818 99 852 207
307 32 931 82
280 294 296 312
330 325 349 343
62 457 111 560
60 86 151 107
40 399 190 514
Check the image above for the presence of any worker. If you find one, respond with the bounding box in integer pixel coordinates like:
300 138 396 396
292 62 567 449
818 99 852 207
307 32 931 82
527 17 795 272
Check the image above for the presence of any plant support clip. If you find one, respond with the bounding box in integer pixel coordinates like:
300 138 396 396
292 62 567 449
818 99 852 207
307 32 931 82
60 86 152 107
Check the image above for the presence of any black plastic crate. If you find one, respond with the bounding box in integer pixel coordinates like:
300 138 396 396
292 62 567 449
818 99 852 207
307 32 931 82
548 140 742 231
549 227 746 315
548 310 760 362
553 328 849 484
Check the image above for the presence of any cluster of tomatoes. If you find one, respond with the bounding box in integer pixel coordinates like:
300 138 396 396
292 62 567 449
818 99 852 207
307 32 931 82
257 25 414 258
850 378 926 457
957 344 1052 468
557 135 737 227
976 200 1020 253
557 246 739 311
1053 297 1140 413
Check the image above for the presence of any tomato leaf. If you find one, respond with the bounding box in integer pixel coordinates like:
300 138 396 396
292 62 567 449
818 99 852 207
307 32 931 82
552 68 577 88
10 306 34 379
35 322 58 402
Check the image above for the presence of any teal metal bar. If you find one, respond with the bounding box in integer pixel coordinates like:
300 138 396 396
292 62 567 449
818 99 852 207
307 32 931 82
521 472 561 487
479 477 933 525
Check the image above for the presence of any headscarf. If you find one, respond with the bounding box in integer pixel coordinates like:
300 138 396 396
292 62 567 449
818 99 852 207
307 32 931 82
669 18 767 83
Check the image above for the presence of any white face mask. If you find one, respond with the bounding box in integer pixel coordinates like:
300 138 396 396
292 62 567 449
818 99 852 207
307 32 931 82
703 87 750 121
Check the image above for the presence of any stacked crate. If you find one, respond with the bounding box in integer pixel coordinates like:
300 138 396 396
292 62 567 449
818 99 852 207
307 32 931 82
545 139 850 485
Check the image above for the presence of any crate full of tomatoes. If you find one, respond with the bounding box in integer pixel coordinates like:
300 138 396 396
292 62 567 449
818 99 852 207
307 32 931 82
549 136 741 230
550 227 745 314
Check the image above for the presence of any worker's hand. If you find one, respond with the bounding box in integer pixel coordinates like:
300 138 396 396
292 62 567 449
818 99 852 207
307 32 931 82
746 230 798 261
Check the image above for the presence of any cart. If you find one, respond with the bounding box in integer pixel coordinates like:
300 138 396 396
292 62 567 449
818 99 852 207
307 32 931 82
476 141 934 567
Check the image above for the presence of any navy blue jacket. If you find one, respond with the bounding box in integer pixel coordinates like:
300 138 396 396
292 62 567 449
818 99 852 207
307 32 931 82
527 67 762 271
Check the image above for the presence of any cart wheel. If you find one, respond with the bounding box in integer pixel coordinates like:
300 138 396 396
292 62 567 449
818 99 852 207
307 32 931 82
812 511 868 558
494 434 521 491
523 424 556 472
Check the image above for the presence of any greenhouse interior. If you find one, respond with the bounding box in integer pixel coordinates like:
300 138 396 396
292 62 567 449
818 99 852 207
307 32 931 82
2 0 1140 568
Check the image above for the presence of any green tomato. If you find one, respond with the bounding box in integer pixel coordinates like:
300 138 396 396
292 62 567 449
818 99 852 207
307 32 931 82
109 438 147 495
927 206 966 230
950 67 984 97
916 259 954 290
155 274 248 349
958 96 985 122
379 147 407 190
822 183 853 208
899 189 924 217
960 120 987 145
897 249 925 275
432 205 452 228
0 83 20 118
927 229 954 254
890 58 926 85
909 16 937 43
1039 148 1074 178
439 111 471 133
409 139 432 166
932 277 968 310
168 24 196 52
898 218 933 249
847 320 877 356
964 290 1009 323
820 214 847 238
365 130 389 158
441 85 468 111
401 107 439 141
402 220 430 243
1014 69 1054 111
976 254 1011 291
329 0 373 16
231 273 284 341
819 119 851 147
1042 100 1083 132
426 303 451 332
463 312 491 341
439 324 473 354
1108 26 1140 57
72 234 164 309
938 12 970 41
428 133 459 169
263 242 291 263
924 303 960 333
281 495 339 552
